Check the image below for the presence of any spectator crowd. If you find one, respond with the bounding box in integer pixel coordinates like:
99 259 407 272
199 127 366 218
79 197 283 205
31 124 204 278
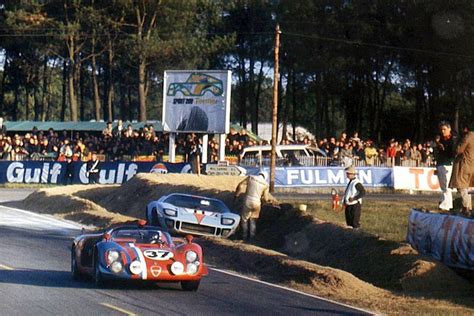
0 117 454 168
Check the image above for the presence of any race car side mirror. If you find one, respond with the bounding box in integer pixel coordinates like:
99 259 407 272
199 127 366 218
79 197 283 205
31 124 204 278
103 232 111 241
185 235 193 244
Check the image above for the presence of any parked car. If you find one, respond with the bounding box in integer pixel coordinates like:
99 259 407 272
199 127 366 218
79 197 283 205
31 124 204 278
239 144 327 167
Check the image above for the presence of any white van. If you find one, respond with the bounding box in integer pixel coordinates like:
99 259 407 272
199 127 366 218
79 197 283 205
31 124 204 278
239 144 327 167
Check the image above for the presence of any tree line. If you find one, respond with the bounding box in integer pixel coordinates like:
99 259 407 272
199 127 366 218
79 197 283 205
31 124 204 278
1 0 473 144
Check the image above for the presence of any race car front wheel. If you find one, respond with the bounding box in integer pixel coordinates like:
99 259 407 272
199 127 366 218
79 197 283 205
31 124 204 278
94 258 105 287
181 280 200 291
71 248 82 280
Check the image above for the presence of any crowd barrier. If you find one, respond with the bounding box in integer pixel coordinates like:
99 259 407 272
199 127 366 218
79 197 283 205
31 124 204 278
407 209 474 270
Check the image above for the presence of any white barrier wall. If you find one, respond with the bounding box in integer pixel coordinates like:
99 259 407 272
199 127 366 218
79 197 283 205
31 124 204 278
393 166 441 191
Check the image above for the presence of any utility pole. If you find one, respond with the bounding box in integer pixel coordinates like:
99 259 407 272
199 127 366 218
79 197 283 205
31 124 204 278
270 24 281 193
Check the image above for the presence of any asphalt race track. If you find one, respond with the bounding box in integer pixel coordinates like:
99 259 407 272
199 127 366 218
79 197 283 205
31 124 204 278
0 205 371 316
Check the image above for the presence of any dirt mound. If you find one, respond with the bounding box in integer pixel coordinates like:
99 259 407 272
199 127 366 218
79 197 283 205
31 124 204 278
74 173 244 218
199 237 383 300
401 260 474 295
255 204 474 295
21 184 136 226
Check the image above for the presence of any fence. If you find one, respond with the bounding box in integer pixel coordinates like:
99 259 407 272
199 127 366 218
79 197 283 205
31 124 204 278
239 155 436 168
3 151 437 168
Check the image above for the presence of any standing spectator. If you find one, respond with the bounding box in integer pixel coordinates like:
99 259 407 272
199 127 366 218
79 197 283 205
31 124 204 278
410 144 422 166
353 141 365 164
339 132 347 143
386 140 397 166
2 137 12 160
86 153 101 184
339 142 354 167
343 166 366 229
64 156 74 185
113 120 124 139
364 141 377 166
227 127 239 144
188 138 202 174
350 131 360 144
234 172 278 240
0 117 6 135
449 128 474 217
434 121 457 211
102 121 113 138
238 129 249 144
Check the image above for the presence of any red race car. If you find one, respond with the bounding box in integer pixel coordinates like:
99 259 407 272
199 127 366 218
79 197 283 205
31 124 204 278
71 220 208 291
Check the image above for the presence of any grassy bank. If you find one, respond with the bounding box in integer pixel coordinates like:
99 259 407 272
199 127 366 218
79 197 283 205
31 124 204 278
292 198 439 243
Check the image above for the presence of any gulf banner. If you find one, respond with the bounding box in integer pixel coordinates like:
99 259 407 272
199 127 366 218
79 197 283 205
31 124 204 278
0 161 191 185
407 209 474 270
393 166 441 191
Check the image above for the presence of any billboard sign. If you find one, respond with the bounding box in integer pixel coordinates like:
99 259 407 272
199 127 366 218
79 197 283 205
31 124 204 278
162 70 231 134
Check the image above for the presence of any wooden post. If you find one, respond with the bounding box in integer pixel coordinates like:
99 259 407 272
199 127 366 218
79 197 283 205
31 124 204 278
270 24 281 193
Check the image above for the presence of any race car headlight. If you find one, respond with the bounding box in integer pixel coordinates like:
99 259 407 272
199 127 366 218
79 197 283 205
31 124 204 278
185 251 198 263
129 260 142 275
170 261 184 275
163 209 178 217
186 263 199 275
221 217 235 225
107 250 120 263
110 261 123 273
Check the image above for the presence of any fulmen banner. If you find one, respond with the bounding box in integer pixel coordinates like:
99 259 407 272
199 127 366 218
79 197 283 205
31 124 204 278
243 166 393 187
162 70 231 134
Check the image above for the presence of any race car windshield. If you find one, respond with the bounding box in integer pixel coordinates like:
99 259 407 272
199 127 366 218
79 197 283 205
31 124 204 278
164 195 230 213
111 229 171 244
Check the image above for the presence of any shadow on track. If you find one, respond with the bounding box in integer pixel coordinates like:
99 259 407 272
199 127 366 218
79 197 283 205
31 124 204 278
0 268 188 292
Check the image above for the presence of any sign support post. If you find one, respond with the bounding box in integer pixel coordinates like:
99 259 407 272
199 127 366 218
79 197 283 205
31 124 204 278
202 134 208 163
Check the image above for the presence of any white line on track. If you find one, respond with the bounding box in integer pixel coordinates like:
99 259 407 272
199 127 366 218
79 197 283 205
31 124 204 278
210 267 377 315
100 303 137 316
0 205 93 232
0 264 14 270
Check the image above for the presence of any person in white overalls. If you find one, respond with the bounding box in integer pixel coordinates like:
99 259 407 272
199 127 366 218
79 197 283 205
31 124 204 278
234 172 278 240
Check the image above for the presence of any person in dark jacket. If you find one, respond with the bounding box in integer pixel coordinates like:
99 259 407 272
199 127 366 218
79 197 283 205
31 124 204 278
434 121 457 211
64 155 74 185
86 153 101 184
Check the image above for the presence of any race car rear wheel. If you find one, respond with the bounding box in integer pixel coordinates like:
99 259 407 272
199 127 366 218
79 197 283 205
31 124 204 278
181 280 200 291
71 247 82 280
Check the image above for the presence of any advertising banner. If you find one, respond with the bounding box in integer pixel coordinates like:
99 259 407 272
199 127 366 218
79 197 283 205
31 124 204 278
0 161 191 185
243 166 393 187
407 209 474 270
162 70 231 133
393 166 441 191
